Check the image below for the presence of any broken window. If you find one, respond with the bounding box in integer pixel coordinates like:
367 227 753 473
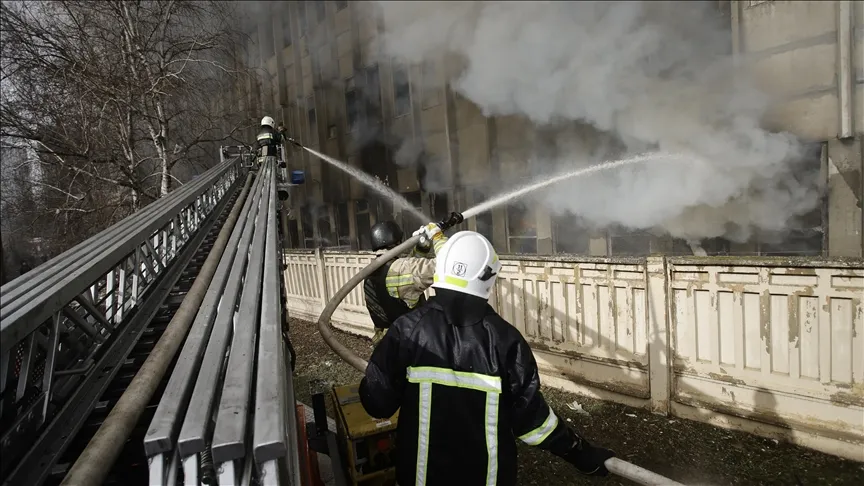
507 203 537 254
336 202 351 248
402 190 424 227
355 200 372 250
307 97 318 145
288 219 300 249
365 64 382 124
431 193 449 222
420 60 441 108
377 198 394 225
317 212 333 246
553 214 590 255
392 63 411 117
301 204 314 248
345 79 359 130
608 226 651 256
317 46 330 81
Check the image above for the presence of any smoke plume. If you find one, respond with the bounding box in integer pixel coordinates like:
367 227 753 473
364 0 821 243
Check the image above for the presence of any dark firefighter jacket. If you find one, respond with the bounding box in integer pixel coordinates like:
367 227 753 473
359 289 584 486
253 125 282 157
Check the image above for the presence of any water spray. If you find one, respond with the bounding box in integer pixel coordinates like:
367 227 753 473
315 214 684 486
288 139 431 222
461 152 691 219
295 141 688 484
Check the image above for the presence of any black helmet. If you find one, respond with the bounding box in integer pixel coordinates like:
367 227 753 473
370 221 403 251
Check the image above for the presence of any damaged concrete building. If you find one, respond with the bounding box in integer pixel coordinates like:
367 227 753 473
238 0 862 258
234 0 863 461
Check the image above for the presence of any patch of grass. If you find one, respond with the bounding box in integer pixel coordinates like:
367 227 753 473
288 318 864 485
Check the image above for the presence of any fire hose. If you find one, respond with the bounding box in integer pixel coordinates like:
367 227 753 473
315 210 685 486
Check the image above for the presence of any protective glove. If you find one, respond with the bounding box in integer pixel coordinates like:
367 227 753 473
414 237 432 254
372 327 387 346
563 436 615 477
412 222 443 250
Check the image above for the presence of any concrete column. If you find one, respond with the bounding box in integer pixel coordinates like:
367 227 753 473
826 137 863 257
443 69 461 222
327 205 337 243
314 247 329 304
492 208 508 252
271 7 287 109
347 200 358 250
836 0 855 139
730 1 742 63
536 206 553 254
452 188 468 220
646 256 671 415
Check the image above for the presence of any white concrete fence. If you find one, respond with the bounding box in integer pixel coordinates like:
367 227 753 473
283 249 864 461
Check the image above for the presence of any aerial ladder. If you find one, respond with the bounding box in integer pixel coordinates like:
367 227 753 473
0 140 680 486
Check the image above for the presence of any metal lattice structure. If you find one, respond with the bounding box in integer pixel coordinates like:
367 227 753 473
0 145 307 486
0 159 240 481
145 159 299 485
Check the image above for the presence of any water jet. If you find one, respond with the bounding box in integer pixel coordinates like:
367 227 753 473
299 146 431 223
462 152 690 219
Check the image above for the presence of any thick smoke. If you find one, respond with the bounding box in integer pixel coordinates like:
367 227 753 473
364 0 821 243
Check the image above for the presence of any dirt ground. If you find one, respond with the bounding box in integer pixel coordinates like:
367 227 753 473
289 317 864 486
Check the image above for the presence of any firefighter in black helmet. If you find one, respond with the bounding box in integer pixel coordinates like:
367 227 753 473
363 220 448 345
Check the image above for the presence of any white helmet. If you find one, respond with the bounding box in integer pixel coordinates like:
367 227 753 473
432 231 502 300
261 116 275 128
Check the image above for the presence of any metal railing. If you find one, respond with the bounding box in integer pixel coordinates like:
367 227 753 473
145 158 299 485
0 158 240 476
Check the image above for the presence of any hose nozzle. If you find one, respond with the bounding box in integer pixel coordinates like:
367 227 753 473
287 137 303 148
437 212 464 232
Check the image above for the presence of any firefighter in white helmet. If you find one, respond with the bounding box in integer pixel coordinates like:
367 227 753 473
252 116 286 164
359 230 615 486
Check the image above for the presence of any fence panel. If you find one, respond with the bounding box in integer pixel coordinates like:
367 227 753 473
323 252 377 337
280 250 863 459
667 258 864 456
493 256 651 399
282 251 322 321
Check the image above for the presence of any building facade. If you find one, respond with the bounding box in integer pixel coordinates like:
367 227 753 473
239 0 863 258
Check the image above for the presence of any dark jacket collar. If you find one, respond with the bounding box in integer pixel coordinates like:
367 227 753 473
429 289 491 327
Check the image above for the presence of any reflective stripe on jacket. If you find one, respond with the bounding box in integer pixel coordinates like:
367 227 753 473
359 290 580 486
383 234 447 307
362 235 447 330
252 125 282 157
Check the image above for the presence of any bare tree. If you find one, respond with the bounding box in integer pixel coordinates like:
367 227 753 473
0 0 256 258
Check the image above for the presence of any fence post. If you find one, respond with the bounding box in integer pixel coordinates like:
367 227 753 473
646 256 671 415
315 248 330 307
